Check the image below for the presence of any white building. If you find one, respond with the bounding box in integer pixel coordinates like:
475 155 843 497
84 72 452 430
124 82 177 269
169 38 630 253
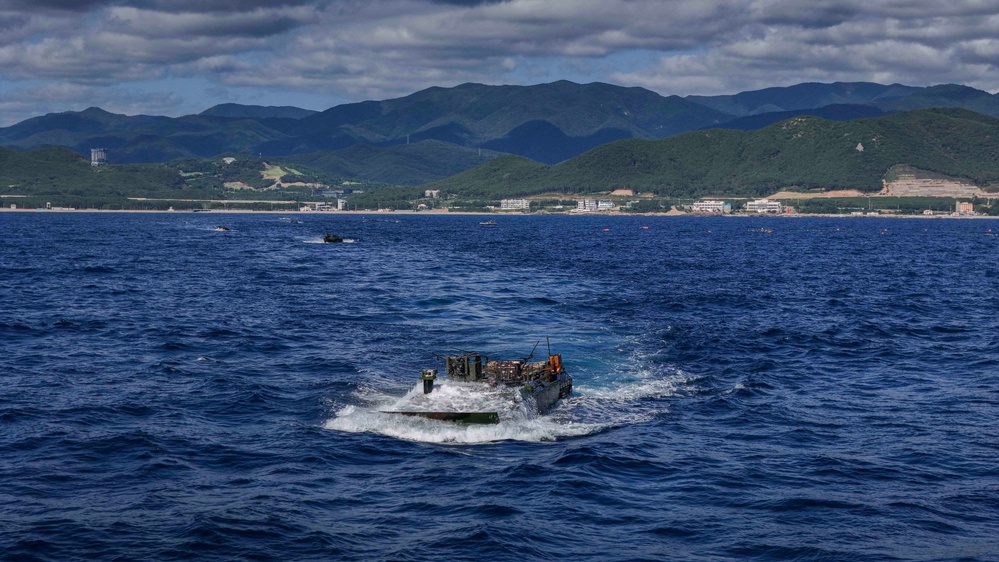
576 199 597 212
746 199 783 213
597 200 615 211
90 148 108 166
693 200 726 213
500 198 530 210
424 190 440 199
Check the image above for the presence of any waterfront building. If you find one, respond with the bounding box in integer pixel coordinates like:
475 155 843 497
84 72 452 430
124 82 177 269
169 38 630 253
500 199 530 210
693 200 726 213
746 199 783 213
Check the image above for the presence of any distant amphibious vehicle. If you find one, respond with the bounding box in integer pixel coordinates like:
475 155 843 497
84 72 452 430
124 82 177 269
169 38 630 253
385 342 573 424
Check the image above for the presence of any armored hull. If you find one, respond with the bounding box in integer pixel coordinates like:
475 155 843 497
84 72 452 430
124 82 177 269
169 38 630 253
384 350 572 424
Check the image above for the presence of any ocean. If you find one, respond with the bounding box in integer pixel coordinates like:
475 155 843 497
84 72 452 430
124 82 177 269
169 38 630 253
2 212 998 561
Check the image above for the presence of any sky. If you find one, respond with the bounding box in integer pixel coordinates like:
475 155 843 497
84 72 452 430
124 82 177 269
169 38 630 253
1 0 998 126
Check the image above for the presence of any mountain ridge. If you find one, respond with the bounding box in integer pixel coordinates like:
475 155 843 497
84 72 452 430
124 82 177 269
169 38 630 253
425 108 999 198
2 80 999 186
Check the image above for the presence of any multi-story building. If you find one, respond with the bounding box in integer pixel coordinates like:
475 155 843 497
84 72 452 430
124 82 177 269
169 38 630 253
745 199 783 213
500 199 530 210
91 148 108 166
693 200 726 213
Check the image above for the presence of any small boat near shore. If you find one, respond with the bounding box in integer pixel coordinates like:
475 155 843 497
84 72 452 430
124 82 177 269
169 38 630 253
383 341 573 424
479 219 497 226
322 233 358 243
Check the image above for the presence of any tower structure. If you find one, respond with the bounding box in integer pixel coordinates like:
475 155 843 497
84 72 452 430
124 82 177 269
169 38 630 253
91 148 108 166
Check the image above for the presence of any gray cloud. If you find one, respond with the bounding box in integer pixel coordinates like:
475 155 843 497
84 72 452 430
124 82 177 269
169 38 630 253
104 6 312 38
0 0 106 11
0 0 315 11
1 0 998 125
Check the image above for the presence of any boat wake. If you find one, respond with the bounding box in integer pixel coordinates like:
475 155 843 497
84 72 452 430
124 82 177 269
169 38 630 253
323 366 689 444
324 381 594 443
568 365 692 428
304 237 358 244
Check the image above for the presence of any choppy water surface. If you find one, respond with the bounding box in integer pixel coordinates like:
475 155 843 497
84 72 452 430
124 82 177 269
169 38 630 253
2 212 998 560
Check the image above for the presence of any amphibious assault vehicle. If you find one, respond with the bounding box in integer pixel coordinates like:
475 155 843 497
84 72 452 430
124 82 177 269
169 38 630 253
385 344 573 424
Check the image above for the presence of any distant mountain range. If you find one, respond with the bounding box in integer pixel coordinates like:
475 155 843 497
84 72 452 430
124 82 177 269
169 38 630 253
426 107 999 198
5 108 999 207
2 81 999 185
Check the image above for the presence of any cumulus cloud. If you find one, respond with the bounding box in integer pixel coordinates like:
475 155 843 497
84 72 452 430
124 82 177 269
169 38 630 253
0 0 998 125
611 0 999 95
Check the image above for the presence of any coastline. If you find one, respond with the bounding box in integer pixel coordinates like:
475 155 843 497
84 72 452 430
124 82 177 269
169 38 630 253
1 207 995 219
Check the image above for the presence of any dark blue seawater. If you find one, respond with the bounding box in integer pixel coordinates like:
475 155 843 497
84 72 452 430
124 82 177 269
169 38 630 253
2 212 998 561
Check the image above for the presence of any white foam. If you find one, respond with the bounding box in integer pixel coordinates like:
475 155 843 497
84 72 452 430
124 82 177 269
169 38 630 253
554 363 692 427
323 404 601 444
579 373 685 401
324 380 604 443
304 237 358 244
324 366 687 444
721 382 745 395
574 354 692 400
384 381 526 417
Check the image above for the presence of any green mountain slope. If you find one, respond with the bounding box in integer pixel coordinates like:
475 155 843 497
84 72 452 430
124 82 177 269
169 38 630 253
276 81 735 163
0 109 296 163
200 104 317 119
428 108 999 198
285 140 502 185
0 146 184 198
0 147 342 209
687 82 921 116
5 81 999 183
876 84 999 116
374 80 730 140
6 108 999 207
0 81 735 168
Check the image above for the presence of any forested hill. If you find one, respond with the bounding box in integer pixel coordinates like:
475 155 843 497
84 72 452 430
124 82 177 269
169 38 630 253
5 108 999 205
0 146 183 198
3 81 999 187
426 108 999 198
0 146 337 207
